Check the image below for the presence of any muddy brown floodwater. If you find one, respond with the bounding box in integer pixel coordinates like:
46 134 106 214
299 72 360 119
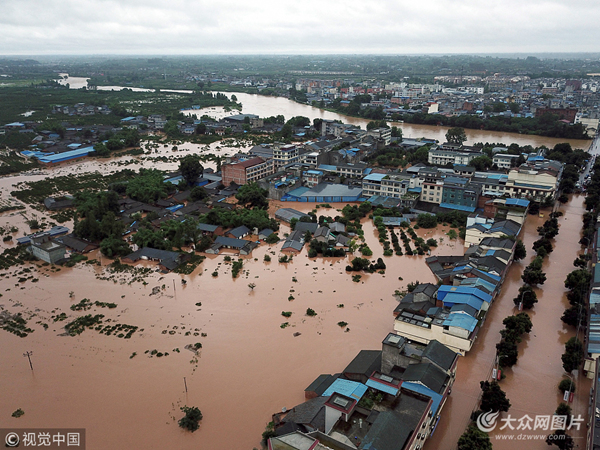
0 201 464 449
425 194 591 450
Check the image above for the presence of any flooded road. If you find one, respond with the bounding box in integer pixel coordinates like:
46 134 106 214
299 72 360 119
0 198 463 449
425 195 591 450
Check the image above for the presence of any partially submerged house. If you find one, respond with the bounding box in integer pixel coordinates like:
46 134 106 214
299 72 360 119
205 236 258 255
55 234 99 253
27 233 66 264
123 247 186 272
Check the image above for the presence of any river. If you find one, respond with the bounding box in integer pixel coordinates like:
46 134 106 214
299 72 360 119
57 74 591 150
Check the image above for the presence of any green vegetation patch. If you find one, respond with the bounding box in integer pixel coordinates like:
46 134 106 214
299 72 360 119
1 313 34 337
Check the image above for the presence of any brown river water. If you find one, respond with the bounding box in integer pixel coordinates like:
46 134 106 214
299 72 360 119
0 78 594 449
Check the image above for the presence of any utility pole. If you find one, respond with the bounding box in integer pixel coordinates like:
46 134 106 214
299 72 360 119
183 377 188 393
23 351 33 371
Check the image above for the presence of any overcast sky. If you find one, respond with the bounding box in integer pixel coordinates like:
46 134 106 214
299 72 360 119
2 0 599 55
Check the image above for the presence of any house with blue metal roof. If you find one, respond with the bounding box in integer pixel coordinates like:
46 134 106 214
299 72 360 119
437 285 492 304
321 378 368 402
37 146 95 164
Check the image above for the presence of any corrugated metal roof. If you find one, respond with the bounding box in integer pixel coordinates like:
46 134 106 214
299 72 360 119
322 379 368 401
366 378 399 396
363 173 387 182
439 202 476 213
442 312 478 332
38 146 94 163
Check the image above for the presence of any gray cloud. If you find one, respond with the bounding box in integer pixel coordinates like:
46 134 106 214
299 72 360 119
1 0 598 54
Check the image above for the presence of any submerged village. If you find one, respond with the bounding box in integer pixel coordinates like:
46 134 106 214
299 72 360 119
2 77 600 450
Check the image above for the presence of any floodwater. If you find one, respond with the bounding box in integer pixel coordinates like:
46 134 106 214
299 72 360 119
184 92 592 150
425 195 592 450
57 74 591 150
2 77 592 448
0 193 463 449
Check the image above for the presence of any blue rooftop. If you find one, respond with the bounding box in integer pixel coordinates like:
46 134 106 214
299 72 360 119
442 313 478 332
322 379 368 401
438 285 492 303
366 378 400 396
317 164 337 172
439 202 476 213
505 198 530 208
37 146 94 164
363 173 387 182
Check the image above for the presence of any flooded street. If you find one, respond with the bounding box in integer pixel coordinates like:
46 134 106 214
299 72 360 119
426 194 591 450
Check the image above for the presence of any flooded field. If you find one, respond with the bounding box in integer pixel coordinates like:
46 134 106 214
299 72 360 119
425 195 591 450
0 192 463 449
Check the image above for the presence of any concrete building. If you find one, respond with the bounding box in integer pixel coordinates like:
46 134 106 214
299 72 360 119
273 143 300 169
492 153 520 169
221 157 273 186
504 160 563 201
28 233 66 264
428 147 482 166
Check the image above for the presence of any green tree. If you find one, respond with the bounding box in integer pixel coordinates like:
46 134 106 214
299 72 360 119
521 259 546 285
561 305 587 327
513 284 538 309
546 430 574 450
561 337 583 373
93 142 110 156
366 120 388 130
558 380 576 394
514 239 527 261
235 182 268 209
480 380 511 412
178 406 203 432
391 126 403 139
417 213 438 228
496 339 519 367
265 233 280 244
280 123 293 139
195 123 207 135
189 186 208 202
457 424 492 450
126 169 168 204
470 156 493 171
445 127 467 145
99 236 132 258
180 155 203 186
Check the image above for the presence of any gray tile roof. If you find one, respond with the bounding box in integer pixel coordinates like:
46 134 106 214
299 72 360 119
343 350 382 377
421 340 458 372
401 362 448 394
